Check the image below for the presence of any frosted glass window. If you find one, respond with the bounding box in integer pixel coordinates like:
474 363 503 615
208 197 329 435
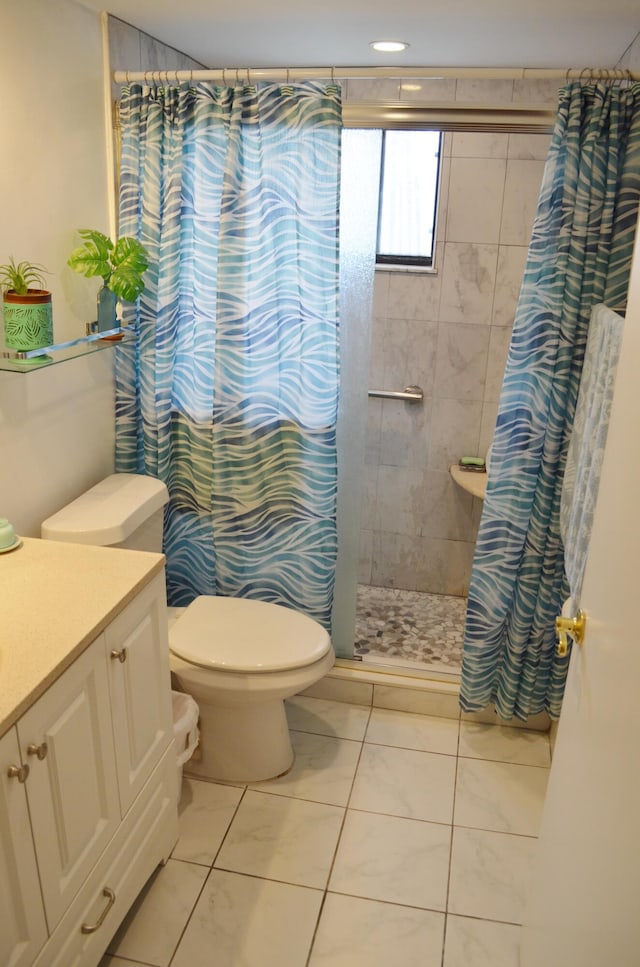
376 130 442 267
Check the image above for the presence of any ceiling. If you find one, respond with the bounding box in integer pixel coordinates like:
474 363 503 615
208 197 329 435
81 0 639 72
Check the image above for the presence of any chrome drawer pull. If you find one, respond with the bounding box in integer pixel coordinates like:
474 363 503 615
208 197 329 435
7 763 29 783
27 741 48 760
110 647 127 663
81 887 116 934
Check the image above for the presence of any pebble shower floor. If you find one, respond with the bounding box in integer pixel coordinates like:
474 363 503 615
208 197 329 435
354 585 466 670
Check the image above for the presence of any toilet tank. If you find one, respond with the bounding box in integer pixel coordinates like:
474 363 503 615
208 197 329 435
41 473 169 552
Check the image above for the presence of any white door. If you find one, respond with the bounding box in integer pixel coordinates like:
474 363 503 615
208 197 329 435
520 237 640 964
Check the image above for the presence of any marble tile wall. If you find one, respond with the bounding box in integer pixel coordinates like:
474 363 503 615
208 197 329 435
350 78 553 594
108 16 206 101
617 29 640 72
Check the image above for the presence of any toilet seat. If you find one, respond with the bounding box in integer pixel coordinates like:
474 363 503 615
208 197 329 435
169 595 332 673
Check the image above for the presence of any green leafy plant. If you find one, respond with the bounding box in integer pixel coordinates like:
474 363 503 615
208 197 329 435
0 258 49 295
67 229 149 303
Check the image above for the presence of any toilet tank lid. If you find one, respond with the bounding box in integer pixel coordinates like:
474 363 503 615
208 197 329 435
41 473 169 546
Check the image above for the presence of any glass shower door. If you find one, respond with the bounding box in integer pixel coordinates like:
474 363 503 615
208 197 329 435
330 129 381 658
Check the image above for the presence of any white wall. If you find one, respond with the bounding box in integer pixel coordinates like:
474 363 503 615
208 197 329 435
0 0 115 537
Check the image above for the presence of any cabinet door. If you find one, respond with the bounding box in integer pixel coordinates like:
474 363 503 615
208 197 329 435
0 728 48 967
16 635 120 933
105 572 173 815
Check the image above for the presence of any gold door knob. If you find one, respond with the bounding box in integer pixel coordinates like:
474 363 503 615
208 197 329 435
555 609 586 657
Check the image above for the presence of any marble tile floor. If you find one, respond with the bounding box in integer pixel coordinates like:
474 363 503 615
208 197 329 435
100 695 550 967
355 584 467 671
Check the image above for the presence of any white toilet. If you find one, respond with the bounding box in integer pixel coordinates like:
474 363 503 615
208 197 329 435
41 473 335 782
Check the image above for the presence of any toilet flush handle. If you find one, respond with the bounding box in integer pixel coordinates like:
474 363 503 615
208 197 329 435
110 647 127 663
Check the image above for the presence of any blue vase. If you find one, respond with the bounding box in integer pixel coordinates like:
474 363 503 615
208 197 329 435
97 286 118 333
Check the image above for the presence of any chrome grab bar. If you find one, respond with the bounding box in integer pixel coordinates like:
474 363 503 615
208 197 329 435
368 385 424 403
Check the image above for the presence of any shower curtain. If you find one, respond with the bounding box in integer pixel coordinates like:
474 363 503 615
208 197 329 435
461 81 640 720
114 81 341 629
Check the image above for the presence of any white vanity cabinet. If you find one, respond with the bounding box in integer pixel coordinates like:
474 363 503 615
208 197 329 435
0 565 179 967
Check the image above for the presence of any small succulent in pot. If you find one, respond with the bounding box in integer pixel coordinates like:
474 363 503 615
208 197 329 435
0 258 53 354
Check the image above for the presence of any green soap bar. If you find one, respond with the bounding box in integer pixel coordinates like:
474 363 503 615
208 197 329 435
459 456 485 467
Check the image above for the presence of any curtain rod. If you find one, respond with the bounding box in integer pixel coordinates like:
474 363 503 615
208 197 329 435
113 66 639 84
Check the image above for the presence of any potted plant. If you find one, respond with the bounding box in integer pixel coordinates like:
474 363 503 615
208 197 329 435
0 258 53 355
67 229 149 334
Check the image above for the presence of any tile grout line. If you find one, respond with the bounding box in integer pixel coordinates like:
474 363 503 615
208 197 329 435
440 712 463 966
305 703 373 966
166 783 250 966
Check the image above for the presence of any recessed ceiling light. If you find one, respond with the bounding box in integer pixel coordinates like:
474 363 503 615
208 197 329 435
370 41 410 53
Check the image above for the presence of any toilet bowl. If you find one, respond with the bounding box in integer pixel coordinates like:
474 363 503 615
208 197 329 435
169 596 334 781
41 473 335 782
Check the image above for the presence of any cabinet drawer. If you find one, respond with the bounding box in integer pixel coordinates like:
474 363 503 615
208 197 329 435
33 746 179 967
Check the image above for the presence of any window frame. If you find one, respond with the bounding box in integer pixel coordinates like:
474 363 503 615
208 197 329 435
375 129 443 270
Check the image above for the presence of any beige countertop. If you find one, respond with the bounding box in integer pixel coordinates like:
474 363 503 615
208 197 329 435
0 537 165 738
449 463 487 500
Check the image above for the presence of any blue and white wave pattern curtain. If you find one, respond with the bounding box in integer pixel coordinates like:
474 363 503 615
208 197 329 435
461 81 640 720
115 82 341 629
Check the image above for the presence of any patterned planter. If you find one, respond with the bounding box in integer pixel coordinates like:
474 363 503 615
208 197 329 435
3 289 53 352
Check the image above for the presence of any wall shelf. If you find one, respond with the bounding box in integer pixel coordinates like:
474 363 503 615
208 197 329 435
449 463 487 500
0 327 132 374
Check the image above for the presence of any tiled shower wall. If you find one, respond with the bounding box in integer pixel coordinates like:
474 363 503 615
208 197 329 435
349 78 556 595
108 15 206 100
